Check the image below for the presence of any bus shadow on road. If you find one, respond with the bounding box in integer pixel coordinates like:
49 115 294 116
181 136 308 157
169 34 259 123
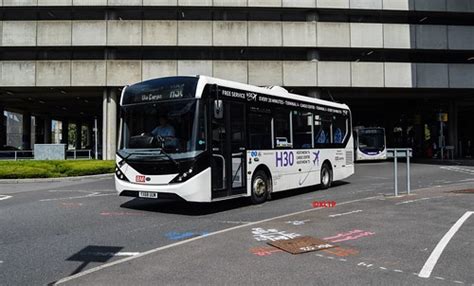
120 182 349 216
120 198 251 216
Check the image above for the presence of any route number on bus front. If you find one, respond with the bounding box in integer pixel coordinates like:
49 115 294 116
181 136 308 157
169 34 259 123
276 151 294 167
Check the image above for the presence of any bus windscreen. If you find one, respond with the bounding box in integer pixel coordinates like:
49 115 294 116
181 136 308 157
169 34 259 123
359 129 385 152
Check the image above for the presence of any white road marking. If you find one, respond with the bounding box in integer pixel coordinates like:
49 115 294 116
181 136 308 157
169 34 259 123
0 195 12 201
114 252 140 257
394 269 403 273
357 262 373 268
453 280 464 284
395 197 431 205
54 195 381 285
40 192 114 202
418 211 473 278
82 252 139 257
379 267 387 270
328 210 363 218
219 220 253 224
435 277 445 280
440 166 474 175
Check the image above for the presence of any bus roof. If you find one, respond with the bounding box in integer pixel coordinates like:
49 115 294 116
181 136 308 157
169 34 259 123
197 75 350 111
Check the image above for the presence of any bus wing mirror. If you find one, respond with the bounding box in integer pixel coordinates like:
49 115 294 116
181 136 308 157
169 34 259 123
214 100 224 119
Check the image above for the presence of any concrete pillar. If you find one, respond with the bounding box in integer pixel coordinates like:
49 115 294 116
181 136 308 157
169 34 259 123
34 116 44 144
448 101 458 157
102 89 118 160
22 112 32 150
87 121 93 149
61 120 69 147
75 121 82 149
44 117 52 144
0 107 6 148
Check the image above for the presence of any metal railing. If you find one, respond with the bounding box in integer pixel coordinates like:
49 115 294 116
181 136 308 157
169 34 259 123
0 149 93 160
66 149 93 160
0 150 34 161
387 148 413 197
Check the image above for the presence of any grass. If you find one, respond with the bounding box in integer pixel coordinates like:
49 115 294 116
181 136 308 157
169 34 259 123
0 160 115 179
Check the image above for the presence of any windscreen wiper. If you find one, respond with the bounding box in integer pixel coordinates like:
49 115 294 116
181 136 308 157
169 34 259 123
156 148 179 167
118 152 133 166
118 149 179 167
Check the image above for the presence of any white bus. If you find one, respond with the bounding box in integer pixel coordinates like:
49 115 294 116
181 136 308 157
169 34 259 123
353 127 387 161
115 76 354 204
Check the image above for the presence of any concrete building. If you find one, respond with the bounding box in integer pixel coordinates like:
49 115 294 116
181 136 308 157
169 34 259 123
0 1 473 159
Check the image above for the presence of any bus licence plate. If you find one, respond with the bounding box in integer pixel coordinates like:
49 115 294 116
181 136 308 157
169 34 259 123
139 191 158 199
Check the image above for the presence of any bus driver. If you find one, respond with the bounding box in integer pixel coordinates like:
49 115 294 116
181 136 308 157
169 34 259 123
152 114 175 138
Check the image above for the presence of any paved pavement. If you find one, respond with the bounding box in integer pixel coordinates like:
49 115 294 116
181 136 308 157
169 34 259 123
0 162 473 285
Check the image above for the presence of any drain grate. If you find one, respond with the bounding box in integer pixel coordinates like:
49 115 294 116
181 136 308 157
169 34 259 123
268 236 336 255
450 189 474 194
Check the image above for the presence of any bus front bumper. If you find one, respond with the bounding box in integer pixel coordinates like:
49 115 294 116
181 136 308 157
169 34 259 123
115 168 212 202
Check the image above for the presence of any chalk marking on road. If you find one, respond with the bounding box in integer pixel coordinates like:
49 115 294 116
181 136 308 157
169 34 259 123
328 210 363 218
418 211 473 278
339 258 347 262
0 195 12 201
286 219 310 225
54 194 381 285
310 248 470 285
40 192 114 202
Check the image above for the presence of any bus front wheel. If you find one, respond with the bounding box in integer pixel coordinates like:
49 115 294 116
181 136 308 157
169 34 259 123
251 170 269 204
320 163 333 189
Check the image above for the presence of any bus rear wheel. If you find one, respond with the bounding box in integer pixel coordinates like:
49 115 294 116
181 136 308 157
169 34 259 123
251 170 269 204
320 163 333 189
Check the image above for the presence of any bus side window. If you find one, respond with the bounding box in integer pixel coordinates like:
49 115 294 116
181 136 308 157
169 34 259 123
315 114 332 146
293 111 313 149
333 114 348 144
248 112 272 150
274 108 292 148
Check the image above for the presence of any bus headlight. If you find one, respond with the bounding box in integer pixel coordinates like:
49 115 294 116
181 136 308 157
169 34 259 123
115 166 129 182
171 167 195 183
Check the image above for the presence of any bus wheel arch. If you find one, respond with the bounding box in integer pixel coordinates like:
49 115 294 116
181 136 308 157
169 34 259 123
320 160 333 189
250 165 272 204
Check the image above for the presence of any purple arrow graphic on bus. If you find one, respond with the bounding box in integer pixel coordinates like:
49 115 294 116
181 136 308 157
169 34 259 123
313 151 320 166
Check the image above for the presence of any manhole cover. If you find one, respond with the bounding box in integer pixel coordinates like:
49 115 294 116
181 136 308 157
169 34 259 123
267 236 336 255
450 189 474 194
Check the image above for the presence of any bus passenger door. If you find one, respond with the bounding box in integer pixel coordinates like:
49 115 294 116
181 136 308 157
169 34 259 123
210 100 227 198
229 102 246 195
210 99 246 199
